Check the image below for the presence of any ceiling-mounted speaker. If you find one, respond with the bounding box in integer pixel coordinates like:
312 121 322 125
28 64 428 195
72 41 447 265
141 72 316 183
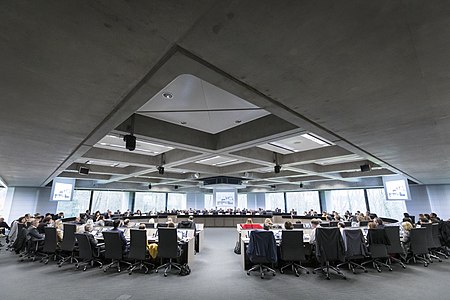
360 164 372 172
157 166 165 175
79 167 90 175
123 134 136 151
274 165 281 174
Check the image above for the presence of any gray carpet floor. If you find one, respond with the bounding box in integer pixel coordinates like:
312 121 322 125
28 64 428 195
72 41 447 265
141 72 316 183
0 228 449 300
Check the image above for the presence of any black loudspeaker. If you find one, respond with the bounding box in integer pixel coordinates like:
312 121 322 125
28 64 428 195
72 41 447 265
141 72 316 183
174 185 179 190
157 166 164 175
148 184 152 189
123 134 136 151
274 165 281 173
79 167 90 175
360 164 372 172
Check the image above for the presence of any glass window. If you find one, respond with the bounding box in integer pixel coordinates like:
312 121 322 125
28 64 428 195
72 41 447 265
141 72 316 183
56 190 91 218
366 188 407 221
324 189 366 214
265 192 285 211
237 193 247 209
91 191 130 214
0 187 7 217
167 193 187 211
134 192 166 213
204 194 214 209
286 191 320 214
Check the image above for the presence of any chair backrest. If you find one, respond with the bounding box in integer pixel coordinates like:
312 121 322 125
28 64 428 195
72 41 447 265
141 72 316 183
410 227 429 255
247 230 277 264
102 231 124 260
315 227 345 262
157 223 168 228
359 221 369 227
343 229 368 258
43 227 58 253
75 233 93 260
128 229 148 260
321 222 330 227
421 223 436 248
293 223 304 229
384 226 403 254
280 230 305 261
329 221 339 227
431 223 443 247
157 228 179 259
59 223 77 251
177 221 194 229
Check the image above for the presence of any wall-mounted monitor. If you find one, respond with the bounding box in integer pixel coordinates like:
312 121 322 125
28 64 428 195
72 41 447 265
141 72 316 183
50 177 75 201
382 175 411 200
214 190 236 208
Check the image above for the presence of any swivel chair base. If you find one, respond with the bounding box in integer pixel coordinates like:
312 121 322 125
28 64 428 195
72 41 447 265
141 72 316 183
313 262 346 280
75 259 103 271
280 262 309 277
431 248 449 259
40 253 63 265
387 256 406 269
361 258 393 272
155 258 182 277
337 260 368 274
58 253 79 267
247 264 276 279
103 259 132 273
128 260 155 275
406 254 430 267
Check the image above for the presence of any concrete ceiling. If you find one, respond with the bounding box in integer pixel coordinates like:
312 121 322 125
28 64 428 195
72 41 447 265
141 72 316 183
1 0 450 190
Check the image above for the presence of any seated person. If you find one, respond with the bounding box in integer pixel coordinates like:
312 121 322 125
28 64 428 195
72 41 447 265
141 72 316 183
0 217 11 235
37 216 53 234
373 217 385 229
83 223 99 252
400 221 413 260
284 221 293 230
27 219 45 250
54 219 64 242
309 218 321 244
108 219 128 253
94 215 105 227
367 221 377 229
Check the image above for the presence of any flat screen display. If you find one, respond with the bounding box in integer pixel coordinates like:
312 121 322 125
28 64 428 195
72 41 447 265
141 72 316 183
383 175 411 200
215 190 236 208
50 177 75 201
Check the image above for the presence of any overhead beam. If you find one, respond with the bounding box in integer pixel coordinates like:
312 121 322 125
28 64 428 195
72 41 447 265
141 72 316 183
82 147 160 167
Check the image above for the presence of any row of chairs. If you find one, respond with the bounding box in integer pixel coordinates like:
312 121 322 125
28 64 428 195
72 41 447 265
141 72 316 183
13 224 185 277
246 224 449 280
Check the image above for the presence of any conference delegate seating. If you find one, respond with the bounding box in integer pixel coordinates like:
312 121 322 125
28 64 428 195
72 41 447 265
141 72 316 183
74 233 103 271
421 223 443 262
431 223 449 259
313 227 346 280
279 230 310 276
246 230 277 279
407 227 430 267
384 226 406 269
102 231 132 273
58 223 78 267
127 229 154 275
155 228 183 277
361 229 392 272
40 227 61 264
337 229 368 274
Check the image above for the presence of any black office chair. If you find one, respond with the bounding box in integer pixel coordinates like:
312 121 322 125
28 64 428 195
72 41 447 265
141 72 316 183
246 230 277 279
337 229 368 274
359 221 369 227
12 223 27 254
329 221 339 227
384 226 406 269
279 230 309 276
58 223 79 267
407 227 430 267
102 231 131 272
293 223 304 229
127 229 154 275
74 233 103 271
40 227 61 264
313 227 346 280
421 223 443 262
431 223 449 259
155 228 183 277
361 229 392 272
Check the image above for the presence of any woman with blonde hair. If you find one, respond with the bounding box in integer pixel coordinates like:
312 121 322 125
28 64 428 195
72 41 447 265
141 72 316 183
55 219 64 242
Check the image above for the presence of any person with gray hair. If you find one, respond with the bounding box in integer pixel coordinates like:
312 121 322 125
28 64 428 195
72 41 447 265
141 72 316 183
309 218 322 244
83 223 98 251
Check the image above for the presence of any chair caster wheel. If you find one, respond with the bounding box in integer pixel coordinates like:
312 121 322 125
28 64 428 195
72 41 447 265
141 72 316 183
58 264 62 268
377 269 381 273
273 273 275 276
145 270 149 274
326 277 330 280
343 276 347 280
83 267 87 271
118 269 121 273
402 266 406 269
103 268 107 272
364 270 368 273
352 271 356 274
155 270 158 273
312 271 316 274
247 272 250 276
280 270 284 274
164 274 167 277
295 273 299 277
388 268 392 271
424 264 428 267
129 271 132 275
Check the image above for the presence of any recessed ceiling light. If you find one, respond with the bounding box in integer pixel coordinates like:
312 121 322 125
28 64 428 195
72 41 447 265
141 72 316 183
162 92 173 99
180 121 187 125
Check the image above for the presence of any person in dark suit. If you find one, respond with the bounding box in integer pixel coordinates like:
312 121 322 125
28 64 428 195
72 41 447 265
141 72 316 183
27 219 45 251
108 219 128 253
83 224 98 252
